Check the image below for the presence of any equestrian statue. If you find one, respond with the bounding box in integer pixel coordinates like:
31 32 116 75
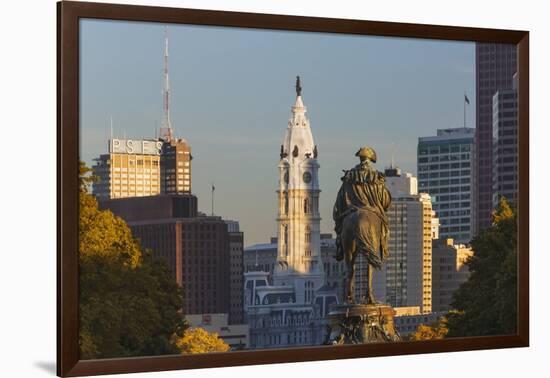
333 146 391 304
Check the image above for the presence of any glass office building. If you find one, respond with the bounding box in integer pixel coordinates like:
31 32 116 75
418 128 475 244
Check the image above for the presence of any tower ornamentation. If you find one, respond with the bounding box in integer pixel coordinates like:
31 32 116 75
274 77 324 291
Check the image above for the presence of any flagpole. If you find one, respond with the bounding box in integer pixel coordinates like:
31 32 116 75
211 183 215 216
464 93 466 128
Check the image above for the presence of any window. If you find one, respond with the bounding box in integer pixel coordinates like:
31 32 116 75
283 225 289 256
304 198 311 214
305 226 311 243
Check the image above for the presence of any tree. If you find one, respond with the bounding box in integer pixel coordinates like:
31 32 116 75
78 163 187 359
409 317 448 341
173 328 230 354
446 197 517 337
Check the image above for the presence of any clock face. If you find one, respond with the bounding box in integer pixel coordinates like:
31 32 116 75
284 171 289 183
303 171 312 184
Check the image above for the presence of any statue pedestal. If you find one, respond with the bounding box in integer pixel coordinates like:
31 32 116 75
326 303 400 344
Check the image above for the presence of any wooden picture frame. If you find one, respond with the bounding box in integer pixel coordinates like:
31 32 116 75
57 1 529 376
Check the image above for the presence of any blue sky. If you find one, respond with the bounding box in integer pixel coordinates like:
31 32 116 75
80 19 475 245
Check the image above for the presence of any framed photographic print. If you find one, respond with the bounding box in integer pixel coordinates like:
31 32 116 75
57 1 529 376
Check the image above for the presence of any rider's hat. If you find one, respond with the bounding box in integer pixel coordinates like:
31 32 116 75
355 146 377 163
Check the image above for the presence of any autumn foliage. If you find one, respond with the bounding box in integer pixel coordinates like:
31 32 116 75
78 163 228 358
409 318 449 341
174 328 231 354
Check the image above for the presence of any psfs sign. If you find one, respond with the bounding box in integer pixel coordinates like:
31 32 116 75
110 139 163 155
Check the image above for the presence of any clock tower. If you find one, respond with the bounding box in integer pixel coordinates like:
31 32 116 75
274 76 324 295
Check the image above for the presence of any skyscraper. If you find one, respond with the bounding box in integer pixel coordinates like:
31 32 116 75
418 128 475 243
475 43 517 233
370 168 436 314
92 139 162 199
92 27 192 198
492 74 518 208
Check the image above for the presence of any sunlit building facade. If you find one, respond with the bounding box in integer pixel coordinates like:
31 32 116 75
432 238 473 312
92 138 162 199
370 168 436 314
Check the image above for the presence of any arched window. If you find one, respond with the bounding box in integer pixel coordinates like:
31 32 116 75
304 198 310 213
283 224 289 256
305 225 311 244
284 193 289 214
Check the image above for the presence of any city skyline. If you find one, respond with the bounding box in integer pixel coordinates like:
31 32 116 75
80 19 476 245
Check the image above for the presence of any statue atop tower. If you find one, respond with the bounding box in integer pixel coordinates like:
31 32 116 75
295 75 302 96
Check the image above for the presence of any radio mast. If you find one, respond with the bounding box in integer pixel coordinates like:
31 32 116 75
159 26 174 141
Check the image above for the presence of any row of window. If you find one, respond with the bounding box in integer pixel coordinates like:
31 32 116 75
418 145 471 155
419 178 470 186
418 162 470 171
433 201 470 209
282 196 315 214
437 209 470 217
112 180 158 185
428 187 470 194
109 159 160 166
418 170 470 179
440 226 470 233
112 166 159 172
439 218 470 225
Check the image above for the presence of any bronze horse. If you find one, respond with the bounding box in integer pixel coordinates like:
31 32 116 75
339 207 390 303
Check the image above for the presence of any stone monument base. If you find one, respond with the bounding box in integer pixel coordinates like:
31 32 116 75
325 303 400 344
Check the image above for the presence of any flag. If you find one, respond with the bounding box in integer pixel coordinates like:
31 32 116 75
212 183 215 192
464 94 470 105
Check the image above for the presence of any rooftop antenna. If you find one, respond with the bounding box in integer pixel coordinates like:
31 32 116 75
159 26 174 141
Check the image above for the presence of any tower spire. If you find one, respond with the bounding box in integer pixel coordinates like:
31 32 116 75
275 75 323 283
160 26 174 141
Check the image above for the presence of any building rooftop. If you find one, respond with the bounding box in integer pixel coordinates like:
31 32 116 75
244 243 277 252
418 127 475 144
99 194 198 222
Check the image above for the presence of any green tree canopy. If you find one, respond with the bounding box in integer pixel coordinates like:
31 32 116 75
79 163 186 359
446 197 518 337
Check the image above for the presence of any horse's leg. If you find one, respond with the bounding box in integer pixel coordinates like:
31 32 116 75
346 246 356 303
344 248 352 303
367 264 375 304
